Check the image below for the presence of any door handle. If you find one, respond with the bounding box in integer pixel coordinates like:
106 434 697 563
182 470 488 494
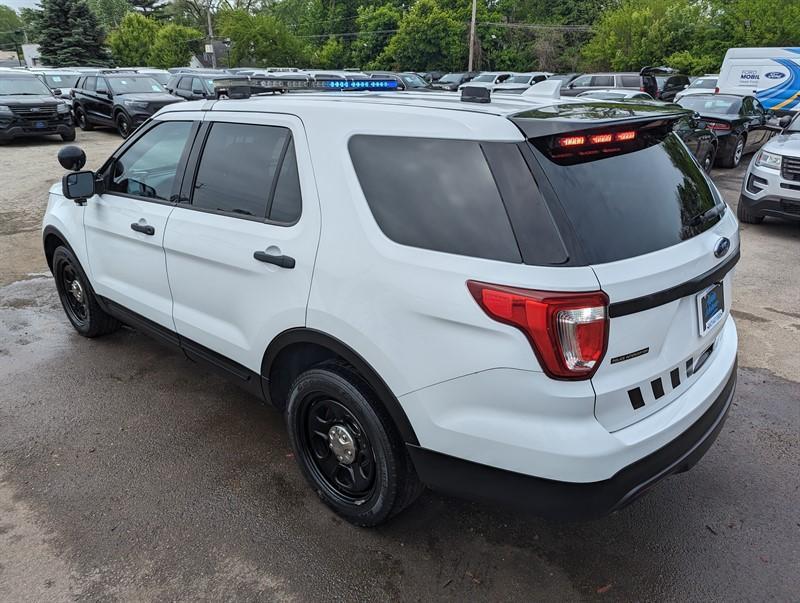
254 250 295 269
131 222 155 236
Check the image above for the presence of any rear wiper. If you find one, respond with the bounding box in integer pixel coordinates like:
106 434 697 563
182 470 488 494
689 204 724 227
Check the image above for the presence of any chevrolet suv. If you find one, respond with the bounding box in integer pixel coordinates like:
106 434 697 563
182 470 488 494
43 86 739 526
72 71 183 138
0 70 74 143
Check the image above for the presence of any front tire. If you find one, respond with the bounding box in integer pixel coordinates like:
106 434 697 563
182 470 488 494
75 107 93 131
52 246 120 337
286 363 423 526
737 196 764 224
115 112 132 138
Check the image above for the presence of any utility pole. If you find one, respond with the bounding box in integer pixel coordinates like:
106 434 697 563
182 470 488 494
206 0 217 69
467 0 477 71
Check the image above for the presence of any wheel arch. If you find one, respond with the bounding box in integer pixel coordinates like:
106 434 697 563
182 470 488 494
262 328 419 445
43 225 75 273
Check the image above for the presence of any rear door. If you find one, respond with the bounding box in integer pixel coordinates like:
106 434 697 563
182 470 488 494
525 123 739 432
163 112 321 373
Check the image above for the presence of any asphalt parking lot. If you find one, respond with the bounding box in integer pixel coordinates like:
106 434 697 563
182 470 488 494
1 130 798 602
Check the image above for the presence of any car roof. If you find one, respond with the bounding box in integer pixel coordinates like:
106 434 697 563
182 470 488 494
0 70 37 78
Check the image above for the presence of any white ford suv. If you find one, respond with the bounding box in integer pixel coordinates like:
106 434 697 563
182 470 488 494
43 85 739 526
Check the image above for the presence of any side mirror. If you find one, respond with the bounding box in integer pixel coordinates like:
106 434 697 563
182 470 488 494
778 115 792 128
52 88 62 96
568 83 575 88
192 89 205 96
58 145 86 171
62 171 96 202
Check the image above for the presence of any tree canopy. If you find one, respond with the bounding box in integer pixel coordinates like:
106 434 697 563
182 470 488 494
38 0 108 66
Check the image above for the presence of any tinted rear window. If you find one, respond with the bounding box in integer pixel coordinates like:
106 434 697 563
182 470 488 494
620 75 640 87
349 135 521 262
530 131 722 264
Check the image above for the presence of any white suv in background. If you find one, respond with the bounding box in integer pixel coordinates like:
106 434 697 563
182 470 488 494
43 88 739 526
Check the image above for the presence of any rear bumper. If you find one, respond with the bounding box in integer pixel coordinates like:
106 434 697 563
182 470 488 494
408 358 736 519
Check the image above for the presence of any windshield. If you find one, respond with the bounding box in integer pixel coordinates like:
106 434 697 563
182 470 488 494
400 73 429 88
438 73 462 83
530 130 722 264
43 74 79 89
472 74 497 82
689 77 717 89
507 75 532 84
0 77 52 96
107 76 164 94
678 95 741 114
143 72 169 85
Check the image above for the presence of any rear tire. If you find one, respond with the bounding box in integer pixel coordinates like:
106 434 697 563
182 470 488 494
737 197 764 224
75 107 93 131
719 134 744 168
286 363 423 526
701 146 716 173
52 246 120 337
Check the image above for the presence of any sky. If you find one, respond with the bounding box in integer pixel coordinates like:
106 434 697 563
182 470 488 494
5 0 37 10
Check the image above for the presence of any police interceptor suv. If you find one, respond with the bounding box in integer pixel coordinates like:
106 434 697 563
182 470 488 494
43 81 739 526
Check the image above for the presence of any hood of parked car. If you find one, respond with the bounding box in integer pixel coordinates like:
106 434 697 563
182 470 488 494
764 132 800 157
0 95 59 107
116 92 183 104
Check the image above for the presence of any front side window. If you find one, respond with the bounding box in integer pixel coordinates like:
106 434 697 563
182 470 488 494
570 75 592 87
107 121 194 201
192 122 297 221
349 135 521 262
178 77 192 91
83 77 96 91
591 75 614 87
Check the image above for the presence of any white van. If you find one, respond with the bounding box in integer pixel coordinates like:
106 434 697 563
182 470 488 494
717 47 800 113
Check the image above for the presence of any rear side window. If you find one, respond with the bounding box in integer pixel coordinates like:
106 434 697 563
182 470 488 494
83 77 96 91
192 122 300 222
529 129 722 264
591 75 614 87
178 77 192 91
349 135 521 262
620 75 640 87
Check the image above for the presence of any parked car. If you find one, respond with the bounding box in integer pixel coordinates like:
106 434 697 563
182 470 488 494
739 113 800 223
0 70 74 143
419 71 445 83
166 72 250 100
562 68 679 98
654 73 691 101
717 47 800 115
46 87 738 526
130 68 171 86
31 69 81 106
493 72 552 93
674 75 719 102
72 72 184 138
457 71 512 90
368 72 433 91
677 93 774 167
577 89 655 101
430 71 479 91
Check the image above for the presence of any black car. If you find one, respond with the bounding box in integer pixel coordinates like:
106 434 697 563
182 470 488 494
165 72 253 100
655 73 691 101
677 94 773 168
0 71 75 143
430 72 479 91
673 110 719 173
72 72 184 138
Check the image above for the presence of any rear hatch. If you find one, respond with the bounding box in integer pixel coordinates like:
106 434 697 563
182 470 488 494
513 104 739 431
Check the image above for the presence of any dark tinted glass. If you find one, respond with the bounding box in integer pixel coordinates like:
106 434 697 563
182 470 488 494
107 121 193 200
193 123 288 218
349 136 521 262
592 75 614 87
269 139 302 223
531 133 721 264
178 77 192 90
621 75 640 87
84 77 96 91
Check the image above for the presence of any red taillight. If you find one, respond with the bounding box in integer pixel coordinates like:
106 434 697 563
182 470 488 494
589 133 613 144
557 131 635 148
559 135 586 147
707 121 730 131
615 130 636 141
467 281 609 380
714 86 719 94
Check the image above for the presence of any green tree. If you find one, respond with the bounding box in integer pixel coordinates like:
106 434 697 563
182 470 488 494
148 23 202 68
38 0 109 66
315 35 349 69
0 4 22 50
108 12 159 66
217 9 308 67
87 0 131 31
18 7 43 44
718 0 800 48
379 0 465 71
351 3 402 69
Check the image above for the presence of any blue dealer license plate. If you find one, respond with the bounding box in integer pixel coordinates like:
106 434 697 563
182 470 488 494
697 282 724 335
35 121 46 129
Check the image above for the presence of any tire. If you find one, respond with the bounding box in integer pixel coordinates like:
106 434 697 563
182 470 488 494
75 107 93 131
719 134 745 168
286 363 423 526
701 145 716 173
61 129 76 142
115 112 132 138
737 197 764 224
52 246 120 337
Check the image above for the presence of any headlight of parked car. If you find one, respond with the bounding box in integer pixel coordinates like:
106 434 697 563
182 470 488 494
57 102 70 114
755 149 782 170
123 100 149 110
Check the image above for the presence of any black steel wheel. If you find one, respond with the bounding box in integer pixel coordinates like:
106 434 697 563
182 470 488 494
52 246 120 337
75 107 93 131
286 363 423 526
116 113 132 138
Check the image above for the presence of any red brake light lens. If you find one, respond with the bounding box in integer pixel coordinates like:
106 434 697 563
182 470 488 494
707 121 730 131
614 130 636 141
467 281 609 380
558 135 586 147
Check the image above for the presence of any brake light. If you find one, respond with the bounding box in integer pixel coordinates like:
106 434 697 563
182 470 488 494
467 281 609 379
559 135 586 147
707 121 730 131
556 131 636 148
714 86 719 94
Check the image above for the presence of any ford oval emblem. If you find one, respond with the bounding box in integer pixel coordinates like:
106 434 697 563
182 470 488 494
714 237 731 258
764 71 785 79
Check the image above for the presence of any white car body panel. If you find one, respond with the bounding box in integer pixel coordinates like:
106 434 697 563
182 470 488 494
717 47 800 112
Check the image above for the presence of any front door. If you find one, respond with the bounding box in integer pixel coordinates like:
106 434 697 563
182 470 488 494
163 113 321 373
84 115 198 329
